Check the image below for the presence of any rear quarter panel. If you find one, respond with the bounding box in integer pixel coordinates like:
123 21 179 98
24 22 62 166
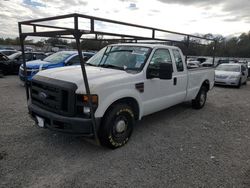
185 67 215 101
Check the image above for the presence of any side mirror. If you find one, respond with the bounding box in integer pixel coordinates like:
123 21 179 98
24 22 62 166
159 63 173 80
242 72 245 76
147 63 173 80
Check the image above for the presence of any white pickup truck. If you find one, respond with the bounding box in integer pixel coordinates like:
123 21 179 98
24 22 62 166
28 43 215 148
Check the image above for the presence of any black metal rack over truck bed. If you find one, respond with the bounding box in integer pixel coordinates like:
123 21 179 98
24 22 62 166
18 13 216 144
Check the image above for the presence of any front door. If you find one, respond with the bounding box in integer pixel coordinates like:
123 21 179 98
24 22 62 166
142 48 180 116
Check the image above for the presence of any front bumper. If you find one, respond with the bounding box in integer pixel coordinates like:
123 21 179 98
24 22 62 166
28 103 100 136
215 77 240 86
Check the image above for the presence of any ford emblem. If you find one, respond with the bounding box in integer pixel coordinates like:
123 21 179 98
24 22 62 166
38 91 47 100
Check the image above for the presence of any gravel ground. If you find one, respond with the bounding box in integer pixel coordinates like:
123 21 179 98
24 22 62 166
0 76 250 188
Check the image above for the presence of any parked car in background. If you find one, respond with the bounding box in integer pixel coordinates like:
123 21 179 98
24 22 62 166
8 51 47 62
0 52 20 75
19 51 95 82
215 63 248 88
0 49 18 56
196 57 214 67
248 62 250 77
217 59 238 66
187 61 200 69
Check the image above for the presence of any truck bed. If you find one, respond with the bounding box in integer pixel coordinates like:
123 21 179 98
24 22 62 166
185 67 215 101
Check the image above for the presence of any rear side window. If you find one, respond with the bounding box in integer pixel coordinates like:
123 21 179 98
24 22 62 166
172 49 184 72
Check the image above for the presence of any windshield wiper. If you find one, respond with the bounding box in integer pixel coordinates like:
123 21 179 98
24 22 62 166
99 64 124 70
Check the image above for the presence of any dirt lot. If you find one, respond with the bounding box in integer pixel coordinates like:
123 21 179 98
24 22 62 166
0 76 250 188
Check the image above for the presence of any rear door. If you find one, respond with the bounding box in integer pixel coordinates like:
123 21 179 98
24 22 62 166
171 49 188 102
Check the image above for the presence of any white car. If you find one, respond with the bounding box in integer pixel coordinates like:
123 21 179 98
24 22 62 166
215 63 248 88
27 43 215 148
248 62 250 77
187 60 200 69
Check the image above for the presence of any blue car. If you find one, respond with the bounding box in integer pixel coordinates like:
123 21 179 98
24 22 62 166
19 51 94 82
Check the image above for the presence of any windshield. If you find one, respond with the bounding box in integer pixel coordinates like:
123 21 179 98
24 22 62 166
87 45 151 72
8 52 21 59
43 51 74 64
216 64 240 72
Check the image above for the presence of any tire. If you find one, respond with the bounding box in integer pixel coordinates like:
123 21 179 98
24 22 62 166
237 78 242 88
0 71 3 78
98 104 135 149
192 86 207 109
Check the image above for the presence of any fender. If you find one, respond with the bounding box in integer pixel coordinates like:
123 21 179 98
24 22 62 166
95 89 143 119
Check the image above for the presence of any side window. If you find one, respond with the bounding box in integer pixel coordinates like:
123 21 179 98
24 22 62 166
172 49 184 72
67 55 80 65
36 54 46 60
149 49 172 67
25 53 33 61
241 65 246 71
147 49 173 77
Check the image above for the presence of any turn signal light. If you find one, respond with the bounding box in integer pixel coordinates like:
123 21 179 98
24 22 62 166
82 94 98 104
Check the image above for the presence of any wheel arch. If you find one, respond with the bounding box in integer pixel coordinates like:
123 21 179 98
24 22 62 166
102 97 140 121
201 79 210 91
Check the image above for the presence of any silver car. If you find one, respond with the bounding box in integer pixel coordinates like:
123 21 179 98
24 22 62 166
215 63 248 88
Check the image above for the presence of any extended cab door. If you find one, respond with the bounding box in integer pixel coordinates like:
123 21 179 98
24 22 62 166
142 48 186 116
171 48 188 102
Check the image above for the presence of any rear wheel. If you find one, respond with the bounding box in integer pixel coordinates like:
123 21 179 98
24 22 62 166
98 104 135 149
192 86 207 109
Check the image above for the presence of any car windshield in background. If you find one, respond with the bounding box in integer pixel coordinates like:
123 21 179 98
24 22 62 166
43 52 73 64
8 52 21 59
216 64 240 72
87 46 151 72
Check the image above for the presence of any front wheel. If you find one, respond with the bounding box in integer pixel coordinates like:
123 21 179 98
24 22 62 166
192 86 207 109
237 78 242 88
0 70 4 78
98 104 135 149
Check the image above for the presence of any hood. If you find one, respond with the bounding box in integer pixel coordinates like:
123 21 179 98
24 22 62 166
215 70 241 77
35 65 134 93
24 59 59 69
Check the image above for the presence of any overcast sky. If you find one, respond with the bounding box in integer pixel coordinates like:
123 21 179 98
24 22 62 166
0 0 250 39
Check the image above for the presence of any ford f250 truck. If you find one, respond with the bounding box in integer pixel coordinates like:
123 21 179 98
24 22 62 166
28 43 215 149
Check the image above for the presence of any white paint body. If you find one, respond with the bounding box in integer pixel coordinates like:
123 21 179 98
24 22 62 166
37 44 215 119
215 63 248 86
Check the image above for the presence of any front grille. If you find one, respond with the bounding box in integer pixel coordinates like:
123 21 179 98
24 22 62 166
215 75 228 79
31 75 77 116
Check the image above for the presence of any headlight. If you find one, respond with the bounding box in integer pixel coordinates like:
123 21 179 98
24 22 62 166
229 75 239 79
76 94 98 117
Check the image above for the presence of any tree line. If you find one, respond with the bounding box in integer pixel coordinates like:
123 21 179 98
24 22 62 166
0 31 249 57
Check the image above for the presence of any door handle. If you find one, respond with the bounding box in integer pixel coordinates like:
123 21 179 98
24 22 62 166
173 77 177 85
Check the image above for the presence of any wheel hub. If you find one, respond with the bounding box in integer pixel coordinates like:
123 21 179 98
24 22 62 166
115 120 127 133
